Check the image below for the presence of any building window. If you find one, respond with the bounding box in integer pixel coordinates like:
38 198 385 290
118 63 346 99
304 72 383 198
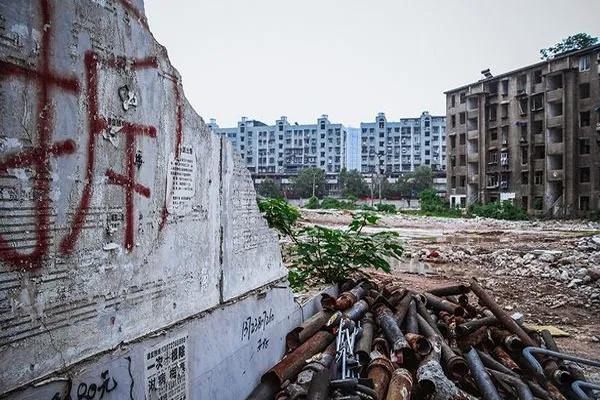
489 106 497 121
534 145 545 159
579 83 590 99
534 170 543 185
488 150 498 163
580 111 591 127
579 56 591 72
579 138 591 154
451 95 456 107
522 196 528 209
459 134 465 145
451 115 456 128
451 176 456 188
580 196 590 211
459 112 466 125
501 103 509 119
459 155 465 165
501 80 509 96
459 176 466 187
531 94 544 111
579 167 590 183
521 171 529 184
460 92 466 104
533 70 543 84
379 121 384 129
533 196 543 210
490 128 498 141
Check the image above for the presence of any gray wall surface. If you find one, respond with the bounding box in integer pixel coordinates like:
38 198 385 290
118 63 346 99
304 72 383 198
0 0 298 397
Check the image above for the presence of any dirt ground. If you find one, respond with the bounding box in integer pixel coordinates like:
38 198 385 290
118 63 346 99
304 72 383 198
299 209 600 363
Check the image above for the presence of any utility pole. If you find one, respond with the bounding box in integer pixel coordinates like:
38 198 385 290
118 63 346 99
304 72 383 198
312 173 316 198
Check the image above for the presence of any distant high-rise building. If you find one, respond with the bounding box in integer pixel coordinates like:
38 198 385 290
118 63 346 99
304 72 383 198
360 112 446 176
345 127 362 171
445 44 600 216
210 115 347 174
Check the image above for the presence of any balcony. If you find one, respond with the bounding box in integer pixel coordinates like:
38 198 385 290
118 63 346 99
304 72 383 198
546 115 563 128
547 169 564 181
546 88 563 103
547 142 564 155
467 109 479 119
468 130 479 141
467 153 479 163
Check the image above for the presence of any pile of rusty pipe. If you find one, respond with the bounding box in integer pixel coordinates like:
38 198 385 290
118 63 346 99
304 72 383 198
405 333 433 357
393 291 414 324
470 280 537 348
306 368 330 400
286 310 333 352
367 354 395 399
385 368 413 400
405 299 419 334
492 346 521 374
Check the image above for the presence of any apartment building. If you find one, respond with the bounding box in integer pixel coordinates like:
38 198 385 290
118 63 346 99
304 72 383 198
360 112 446 176
445 45 600 216
209 115 347 174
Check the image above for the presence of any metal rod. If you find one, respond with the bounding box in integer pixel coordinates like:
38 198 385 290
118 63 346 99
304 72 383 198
487 368 534 400
522 346 600 384
571 380 600 400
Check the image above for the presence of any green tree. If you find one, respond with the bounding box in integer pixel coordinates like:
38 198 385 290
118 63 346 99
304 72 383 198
256 178 283 199
293 167 326 198
395 175 412 199
540 33 598 60
340 169 369 198
411 166 434 195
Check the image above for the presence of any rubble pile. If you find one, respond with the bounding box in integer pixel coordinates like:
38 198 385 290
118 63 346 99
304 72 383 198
418 235 600 307
248 278 599 400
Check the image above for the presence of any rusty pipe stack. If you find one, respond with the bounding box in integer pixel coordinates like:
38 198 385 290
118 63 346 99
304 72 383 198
248 278 599 400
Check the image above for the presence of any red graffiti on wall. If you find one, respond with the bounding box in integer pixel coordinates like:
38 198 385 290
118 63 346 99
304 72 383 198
0 0 79 269
0 0 182 268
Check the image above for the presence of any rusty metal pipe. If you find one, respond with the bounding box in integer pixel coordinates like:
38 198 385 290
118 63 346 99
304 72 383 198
492 346 522 374
405 333 433 357
416 314 469 381
423 292 465 316
306 368 329 400
375 304 411 365
393 291 413 325
465 348 502 400
385 368 413 400
487 369 534 400
406 299 419 334
522 346 600 384
456 316 498 336
336 283 368 310
476 350 518 377
260 331 335 389
356 312 375 365
470 280 537 347
247 373 280 400
367 355 395 400
286 310 333 352
428 283 470 296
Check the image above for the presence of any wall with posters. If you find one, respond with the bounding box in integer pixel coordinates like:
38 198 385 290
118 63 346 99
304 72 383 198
0 0 300 398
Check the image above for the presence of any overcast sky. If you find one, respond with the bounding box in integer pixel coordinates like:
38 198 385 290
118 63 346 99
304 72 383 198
145 0 600 128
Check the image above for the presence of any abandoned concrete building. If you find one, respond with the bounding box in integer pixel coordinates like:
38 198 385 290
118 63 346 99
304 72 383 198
445 44 600 216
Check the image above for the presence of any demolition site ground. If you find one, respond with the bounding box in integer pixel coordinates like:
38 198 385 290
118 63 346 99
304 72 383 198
298 210 600 364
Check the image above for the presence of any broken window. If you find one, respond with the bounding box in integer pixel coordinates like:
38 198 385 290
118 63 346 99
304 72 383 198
489 106 497 121
500 103 508 119
517 74 527 92
459 175 466 187
518 99 528 115
532 120 543 135
580 196 590 211
451 115 456 128
534 171 543 185
451 95 456 107
460 92 466 104
451 176 456 188
521 146 528 164
534 145 545 159
459 154 466 166
490 128 498 141
521 171 529 184
531 94 544 111
459 134 466 145
501 80 509 96
533 196 543 210
459 112 466 125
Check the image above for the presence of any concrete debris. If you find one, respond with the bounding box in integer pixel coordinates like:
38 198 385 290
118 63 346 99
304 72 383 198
248 278 596 400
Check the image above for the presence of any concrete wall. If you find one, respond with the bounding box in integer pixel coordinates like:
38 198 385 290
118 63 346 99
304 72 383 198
0 0 301 397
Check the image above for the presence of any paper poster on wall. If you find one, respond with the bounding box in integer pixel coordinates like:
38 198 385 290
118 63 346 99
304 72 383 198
144 333 189 400
166 146 197 215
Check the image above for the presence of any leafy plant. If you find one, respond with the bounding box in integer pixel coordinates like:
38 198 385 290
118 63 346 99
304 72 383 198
375 203 396 213
258 198 403 290
305 196 320 209
256 178 284 199
419 188 463 218
257 198 300 237
293 167 326 198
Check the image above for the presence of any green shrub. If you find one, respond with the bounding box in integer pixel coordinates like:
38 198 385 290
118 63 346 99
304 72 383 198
375 203 396 213
417 188 462 217
305 196 320 209
469 201 528 220
257 198 301 237
320 197 356 210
